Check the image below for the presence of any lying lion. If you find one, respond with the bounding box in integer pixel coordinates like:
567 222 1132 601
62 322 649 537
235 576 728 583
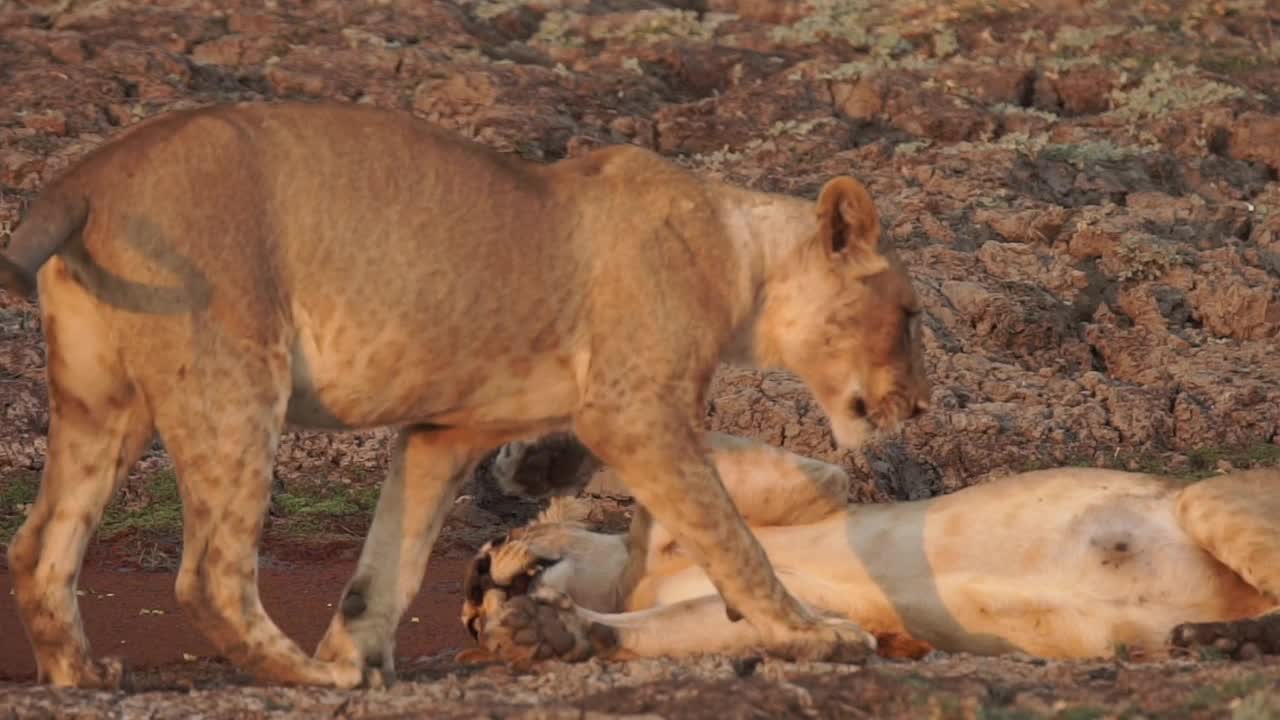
461 432 1280 664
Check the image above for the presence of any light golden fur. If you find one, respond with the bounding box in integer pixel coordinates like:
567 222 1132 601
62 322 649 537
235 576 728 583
462 432 1280 664
0 101 930 688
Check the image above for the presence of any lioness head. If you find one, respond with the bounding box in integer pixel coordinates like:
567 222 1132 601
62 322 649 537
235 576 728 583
757 176 930 448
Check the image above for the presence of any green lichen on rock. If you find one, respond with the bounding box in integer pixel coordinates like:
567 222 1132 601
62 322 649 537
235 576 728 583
1051 24 1124 53
456 0 528 21
1040 140 1148 167
685 117 837 171
805 54 935 83
932 29 959 58
991 103 1059 122
1108 63 1248 122
533 8 732 48
1112 233 1188 281
769 0 873 47
532 10 584 48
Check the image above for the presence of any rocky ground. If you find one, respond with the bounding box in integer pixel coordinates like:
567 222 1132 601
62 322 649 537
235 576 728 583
1 0 1279 717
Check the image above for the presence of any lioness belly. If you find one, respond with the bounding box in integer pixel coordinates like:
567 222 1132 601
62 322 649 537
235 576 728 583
284 309 584 430
198 106 592 431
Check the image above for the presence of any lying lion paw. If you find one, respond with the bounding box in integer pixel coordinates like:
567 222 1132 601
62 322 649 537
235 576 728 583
479 587 615 666
761 617 878 664
1171 613 1280 660
873 632 935 661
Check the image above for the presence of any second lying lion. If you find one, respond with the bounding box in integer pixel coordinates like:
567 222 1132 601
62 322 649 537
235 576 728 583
462 432 1280 663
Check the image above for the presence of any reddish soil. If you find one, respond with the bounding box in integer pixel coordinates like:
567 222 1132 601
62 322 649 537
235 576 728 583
0 554 473 682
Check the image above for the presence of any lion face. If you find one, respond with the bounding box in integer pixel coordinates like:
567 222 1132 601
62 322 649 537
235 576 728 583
460 529 561 642
460 498 623 642
758 177 931 449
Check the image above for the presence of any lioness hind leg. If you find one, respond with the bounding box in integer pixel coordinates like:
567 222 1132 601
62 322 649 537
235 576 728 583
154 346 359 688
314 427 501 680
1170 469 1280 659
7 280 155 688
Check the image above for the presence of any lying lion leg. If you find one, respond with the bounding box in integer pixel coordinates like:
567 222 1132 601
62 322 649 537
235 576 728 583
478 586 618 665
489 433 599 499
480 573 869 664
490 440 532 493
480 431 852 609
156 347 359 687
702 431 850 526
314 427 501 679
575 394 875 664
1171 615 1280 660
492 431 849 527
7 282 154 688
1170 469 1280 659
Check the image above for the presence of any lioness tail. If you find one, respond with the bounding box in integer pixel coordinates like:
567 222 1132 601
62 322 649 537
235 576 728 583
0 188 89 299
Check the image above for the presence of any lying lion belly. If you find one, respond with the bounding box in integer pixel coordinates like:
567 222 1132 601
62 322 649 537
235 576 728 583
748 471 1273 660
921 545 1269 660
907 480 1272 658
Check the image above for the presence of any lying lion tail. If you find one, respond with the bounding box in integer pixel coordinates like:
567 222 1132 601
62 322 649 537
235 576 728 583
1 188 89 299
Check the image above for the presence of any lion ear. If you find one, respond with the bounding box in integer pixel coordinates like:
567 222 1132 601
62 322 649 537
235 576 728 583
815 176 881 256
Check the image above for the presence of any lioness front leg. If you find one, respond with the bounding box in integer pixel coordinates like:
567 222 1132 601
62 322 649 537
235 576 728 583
313 427 505 681
575 398 874 664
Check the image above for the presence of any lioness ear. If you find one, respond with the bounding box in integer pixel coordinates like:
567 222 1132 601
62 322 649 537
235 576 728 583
816 176 881 256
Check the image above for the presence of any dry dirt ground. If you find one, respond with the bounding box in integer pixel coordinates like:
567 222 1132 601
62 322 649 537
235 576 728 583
1 0 1280 717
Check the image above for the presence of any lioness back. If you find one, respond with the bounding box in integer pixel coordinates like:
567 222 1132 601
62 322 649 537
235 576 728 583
47 102 720 430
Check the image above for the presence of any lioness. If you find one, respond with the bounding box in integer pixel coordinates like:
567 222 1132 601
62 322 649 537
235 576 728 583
0 101 929 689
462 432 1280 664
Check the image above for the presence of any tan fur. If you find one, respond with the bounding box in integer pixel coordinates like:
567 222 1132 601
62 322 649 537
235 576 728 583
463 434 1279 663
1 101 930 688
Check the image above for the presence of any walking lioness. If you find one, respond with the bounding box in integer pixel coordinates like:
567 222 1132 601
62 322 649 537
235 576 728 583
462 433 1280 664
0 101 929 689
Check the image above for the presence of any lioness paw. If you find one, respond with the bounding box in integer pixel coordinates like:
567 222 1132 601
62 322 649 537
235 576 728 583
1171 613 1280 661
56 655 128 691
479 587 615 667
